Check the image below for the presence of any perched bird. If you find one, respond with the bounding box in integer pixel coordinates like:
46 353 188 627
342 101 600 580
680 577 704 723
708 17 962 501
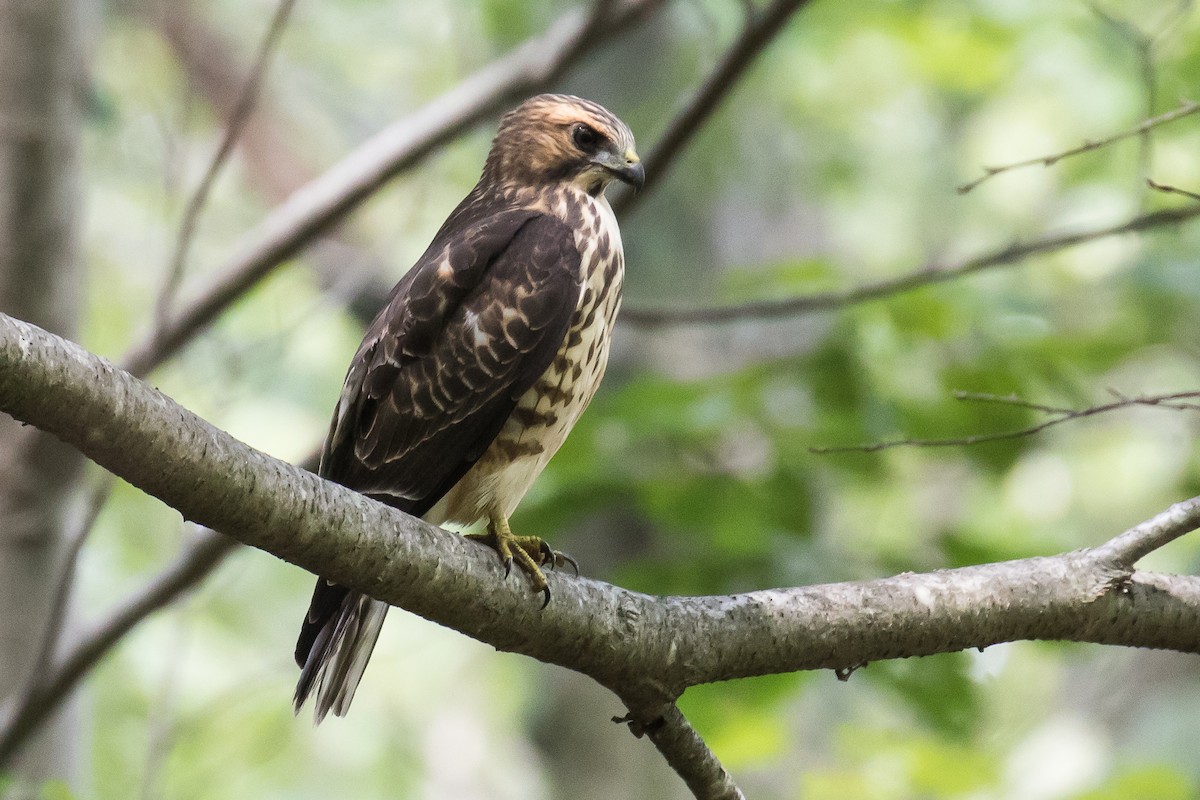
294 94 643 722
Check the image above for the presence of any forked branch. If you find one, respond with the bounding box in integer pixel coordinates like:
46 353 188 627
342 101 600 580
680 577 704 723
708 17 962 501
956 99 1200 194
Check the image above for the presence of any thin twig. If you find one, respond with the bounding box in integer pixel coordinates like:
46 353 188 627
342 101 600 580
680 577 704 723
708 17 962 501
961 389 1200 414
956 99 1200 194
8 475 114 724
139 610 191 800
613 0 811 216
0 531 237 766
120 0 665 379
1148 178 1200 202
950 391 1076 415
810 390 1200 454
621 203 1200 327
153 0 298 335
1088 4 1159 178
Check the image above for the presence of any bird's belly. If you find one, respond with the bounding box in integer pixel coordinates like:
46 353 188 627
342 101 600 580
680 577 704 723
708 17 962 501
434 259 622 526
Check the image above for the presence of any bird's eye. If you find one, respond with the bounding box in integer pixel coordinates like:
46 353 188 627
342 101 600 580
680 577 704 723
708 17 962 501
571 123 601 153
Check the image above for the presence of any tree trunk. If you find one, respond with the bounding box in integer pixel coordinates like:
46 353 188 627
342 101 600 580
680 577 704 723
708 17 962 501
0 0 92 795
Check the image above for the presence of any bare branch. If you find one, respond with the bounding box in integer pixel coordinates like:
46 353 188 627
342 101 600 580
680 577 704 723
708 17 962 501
1148 178 1200 202
120 0 666 379
1093 496 1200 569
613 0 812 217
1087 5 1159 174
146 3 399 326
0 529 236 766
8 475 113 721
950 391 1076 415
631 704 745 800
621 203 1200 327
956 99 1200 194
811 425 1053 454
3 312 1200 788
153 0 298 331
811 389 1200 454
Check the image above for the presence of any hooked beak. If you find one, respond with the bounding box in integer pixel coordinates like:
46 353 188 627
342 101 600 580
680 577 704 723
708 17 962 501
597 148 646 192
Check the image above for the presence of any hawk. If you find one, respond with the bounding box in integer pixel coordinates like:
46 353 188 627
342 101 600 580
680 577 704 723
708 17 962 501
294 94 643 722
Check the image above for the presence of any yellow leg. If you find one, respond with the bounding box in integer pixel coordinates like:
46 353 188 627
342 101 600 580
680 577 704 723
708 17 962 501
466 515 576 607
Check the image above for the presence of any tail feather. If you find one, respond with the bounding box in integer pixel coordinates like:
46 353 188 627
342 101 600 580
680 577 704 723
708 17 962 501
293 586 389 723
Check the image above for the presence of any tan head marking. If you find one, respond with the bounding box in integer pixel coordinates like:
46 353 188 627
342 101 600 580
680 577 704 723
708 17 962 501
483 94 642 195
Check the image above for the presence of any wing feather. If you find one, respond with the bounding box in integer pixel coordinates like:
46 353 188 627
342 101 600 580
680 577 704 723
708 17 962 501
321 210 582 514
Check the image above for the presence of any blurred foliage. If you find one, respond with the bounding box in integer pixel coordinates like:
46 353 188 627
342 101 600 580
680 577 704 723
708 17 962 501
12 0 1200 797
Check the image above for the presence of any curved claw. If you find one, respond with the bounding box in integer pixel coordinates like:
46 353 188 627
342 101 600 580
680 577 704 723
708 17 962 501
540 585 551 609
503 557 513 579
539 541 555 569
556 551 580 576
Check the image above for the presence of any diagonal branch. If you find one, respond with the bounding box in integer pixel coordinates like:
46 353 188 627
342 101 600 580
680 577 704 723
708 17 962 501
620 203 1200 327
120 0 666 379
1093 496 1200 568
7 474 113 725
638 704 745 800
0 529 236 767
1148 178 1200 203
613 0 812 217
154 0 298 331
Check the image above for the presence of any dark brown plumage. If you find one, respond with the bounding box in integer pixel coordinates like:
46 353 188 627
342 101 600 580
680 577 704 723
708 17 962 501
294 94 642 722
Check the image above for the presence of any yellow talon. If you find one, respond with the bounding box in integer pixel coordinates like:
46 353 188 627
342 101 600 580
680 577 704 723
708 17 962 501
467 515 557 606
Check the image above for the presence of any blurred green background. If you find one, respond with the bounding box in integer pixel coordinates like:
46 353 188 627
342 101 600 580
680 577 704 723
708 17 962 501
18 0 1200 797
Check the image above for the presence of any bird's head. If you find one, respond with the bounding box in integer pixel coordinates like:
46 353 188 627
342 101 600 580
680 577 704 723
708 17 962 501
484 94 644 196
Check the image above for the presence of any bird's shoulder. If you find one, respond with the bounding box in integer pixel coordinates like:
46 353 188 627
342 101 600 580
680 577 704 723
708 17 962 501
374 199 581 364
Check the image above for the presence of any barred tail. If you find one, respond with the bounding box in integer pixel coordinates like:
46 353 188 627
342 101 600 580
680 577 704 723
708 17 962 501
293 583 389 723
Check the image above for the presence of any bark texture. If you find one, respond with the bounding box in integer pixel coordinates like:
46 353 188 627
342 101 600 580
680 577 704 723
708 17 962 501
1 312 1199 687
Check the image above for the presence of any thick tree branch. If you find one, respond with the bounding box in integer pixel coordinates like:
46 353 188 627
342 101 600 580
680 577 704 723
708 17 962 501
620 203 1200 327
2 313 1199 786
120 0 666 378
